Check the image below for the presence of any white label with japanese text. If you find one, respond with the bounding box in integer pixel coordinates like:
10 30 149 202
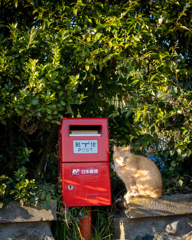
71 167 99 176
73 140 98 153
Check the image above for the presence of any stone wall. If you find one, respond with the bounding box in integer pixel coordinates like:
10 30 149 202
0 200 57 240
113 194 192 240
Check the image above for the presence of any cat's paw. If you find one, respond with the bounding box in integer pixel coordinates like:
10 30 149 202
124 193 133 199
124 191 139 199
123 193 129 199
132 192 140 197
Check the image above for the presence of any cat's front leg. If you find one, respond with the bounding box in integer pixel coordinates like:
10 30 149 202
128 176 138 196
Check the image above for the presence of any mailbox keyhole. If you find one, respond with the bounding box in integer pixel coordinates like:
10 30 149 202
68 185 73 190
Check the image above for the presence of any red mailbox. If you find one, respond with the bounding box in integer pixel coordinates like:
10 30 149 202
58 118 111 207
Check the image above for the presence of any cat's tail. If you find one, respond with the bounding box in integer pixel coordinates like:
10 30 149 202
150 189 162 199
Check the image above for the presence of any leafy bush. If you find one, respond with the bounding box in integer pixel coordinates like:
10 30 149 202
0 166 56 210
0 0 192 239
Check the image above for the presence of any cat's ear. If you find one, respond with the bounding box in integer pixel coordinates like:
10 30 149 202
125 145 131 152
113 145 118 151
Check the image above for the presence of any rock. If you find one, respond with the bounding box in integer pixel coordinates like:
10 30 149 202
154 237 165 240
0 200 57 223
0 222 55 240
0 201 57 240
165 220 181 235
135 236 142 240
135 234 165 240
15 223 54 240
116 194 192 219
142 234 155 240
113 194 192 240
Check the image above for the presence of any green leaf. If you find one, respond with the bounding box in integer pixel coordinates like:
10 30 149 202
75 74 80 80
41 201 50 211
173 87 178 94
31 99 38 105
151 126 155 133
15 0 18 8
147 135 153 143
177 148 182 155
37 148 43 156
187 150 192 157
171 161 176 167
180 26 191 31
60 101 65 106
73 8 78 15
0 202 4 208
125 134 129 140
109 41 112 48
95 32 102 41
170 149 175 156
135 111 140 122
153 133 158 141
85 65 89 71
141 140 147 148
126 109 132 118
46 108 52 114
1 120 7 126
179 180 183 186
176 179 183 187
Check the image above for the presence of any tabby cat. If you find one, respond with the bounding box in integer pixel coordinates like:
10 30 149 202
113 145 162 199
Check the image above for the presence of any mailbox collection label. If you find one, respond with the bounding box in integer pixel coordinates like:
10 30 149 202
73 140 98 153
71 167 99 176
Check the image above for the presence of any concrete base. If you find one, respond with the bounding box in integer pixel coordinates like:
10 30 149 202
0 200 57 240
113 215 192 240
0 222 54 240
113 194 192 240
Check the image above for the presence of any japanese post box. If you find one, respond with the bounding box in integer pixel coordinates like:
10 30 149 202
58 118 111 207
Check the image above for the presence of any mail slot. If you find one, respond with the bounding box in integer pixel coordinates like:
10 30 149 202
58 118 111 207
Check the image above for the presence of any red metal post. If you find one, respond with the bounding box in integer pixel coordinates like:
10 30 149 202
80 207 92 240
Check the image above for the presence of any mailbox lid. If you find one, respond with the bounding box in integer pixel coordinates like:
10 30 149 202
61 162 111 207
60 118 109 163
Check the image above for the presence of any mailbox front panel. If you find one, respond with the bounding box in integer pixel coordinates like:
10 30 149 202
60 118 109 163
61 162 111 206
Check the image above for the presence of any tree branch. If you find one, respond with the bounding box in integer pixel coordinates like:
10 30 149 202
34 123 58 180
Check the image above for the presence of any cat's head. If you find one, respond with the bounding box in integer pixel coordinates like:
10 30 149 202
113 145 131 166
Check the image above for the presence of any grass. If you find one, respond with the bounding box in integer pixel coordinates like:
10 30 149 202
53 204 115 240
